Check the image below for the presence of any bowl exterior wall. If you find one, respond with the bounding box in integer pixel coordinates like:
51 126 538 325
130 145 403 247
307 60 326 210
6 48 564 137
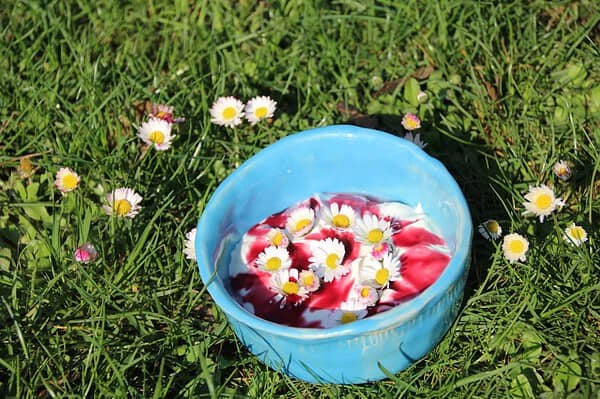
226 267 468 384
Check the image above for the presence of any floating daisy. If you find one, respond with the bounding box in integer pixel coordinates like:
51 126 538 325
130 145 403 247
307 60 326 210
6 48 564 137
331 300 368 325
401 112 421 130
563 224 587 246
183 228 197 260
309 237 348 282
350 284 379 307
322 202 355 229
502 233 529 263
522 184 564 223
354 213 391 245
270 268 308 304
244 96 277 125
149 103 185 124
255 245 292 273
74 243 98 263
403 132 427 149
210 96 244 128
137 118 173 150
553 160 571 181
285 207 315 237
267 228 289 248
102 187 142 218
478 219 502 241
299 270 321 292
360 252 401 289
55 167 80 193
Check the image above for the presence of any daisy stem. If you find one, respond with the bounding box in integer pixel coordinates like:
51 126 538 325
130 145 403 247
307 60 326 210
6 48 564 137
232 128 241 166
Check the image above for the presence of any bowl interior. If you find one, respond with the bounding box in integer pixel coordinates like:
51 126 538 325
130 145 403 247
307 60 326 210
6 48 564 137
196 125 472 335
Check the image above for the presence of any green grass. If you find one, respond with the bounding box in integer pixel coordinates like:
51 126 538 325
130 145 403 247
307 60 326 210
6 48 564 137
1 0 599 397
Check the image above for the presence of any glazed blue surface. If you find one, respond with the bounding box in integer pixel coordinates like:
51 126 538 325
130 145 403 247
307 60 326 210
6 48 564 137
196 125 472 384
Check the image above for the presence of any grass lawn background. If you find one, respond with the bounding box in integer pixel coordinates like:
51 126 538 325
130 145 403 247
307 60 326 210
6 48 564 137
1 0 599 397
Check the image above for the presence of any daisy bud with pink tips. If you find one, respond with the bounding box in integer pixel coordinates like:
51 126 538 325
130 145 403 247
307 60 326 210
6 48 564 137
401 112 421 131
74 243 99 263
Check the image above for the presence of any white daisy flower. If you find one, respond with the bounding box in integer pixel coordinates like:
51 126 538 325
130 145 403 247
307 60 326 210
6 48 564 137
478 219 502 241
330 300 368 326
55 167 80 193
270 268 308 303
353 213 392 245
321 202 356 229
244 96 277 125
255 245 291 273
149 103 185 124
137 118 173 150
209 96 244 128
350 284 379 307
298 269 320 292
360 252 401 289
183 228 197 260
285 207 315 237
403 132 427 149
553 160 571 181
266 228 289 248
502 233 529 263
522 184 564 223
102 187 142 218
309 238 348 283
563 224 587 246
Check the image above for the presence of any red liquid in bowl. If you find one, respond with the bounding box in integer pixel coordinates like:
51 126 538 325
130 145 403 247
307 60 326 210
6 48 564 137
228 193 451 328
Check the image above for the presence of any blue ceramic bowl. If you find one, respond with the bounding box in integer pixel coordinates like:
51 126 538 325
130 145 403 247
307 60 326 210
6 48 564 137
196 125 472 384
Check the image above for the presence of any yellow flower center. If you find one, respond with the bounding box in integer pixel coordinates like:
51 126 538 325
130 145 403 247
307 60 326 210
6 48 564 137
113 199 132 216
508 239 525 254
332 214 350 228
569 227 585 240
360 287 371 298
367 229 383 243
486 221 499 234
271 231 284 246
294 218 311 232
254 106 268 118
534 193 552 210
375 268 390 286
340 312 357 324
265 257 281 271
155 111 167 119
282 281 299 295
222 106 237 120
325 253 340 269
302 273 314 286
404 118 419 129
61 174 78 190
148 130 165 145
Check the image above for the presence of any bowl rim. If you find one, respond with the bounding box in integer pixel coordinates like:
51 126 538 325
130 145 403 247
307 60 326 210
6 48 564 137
196 124 472 340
